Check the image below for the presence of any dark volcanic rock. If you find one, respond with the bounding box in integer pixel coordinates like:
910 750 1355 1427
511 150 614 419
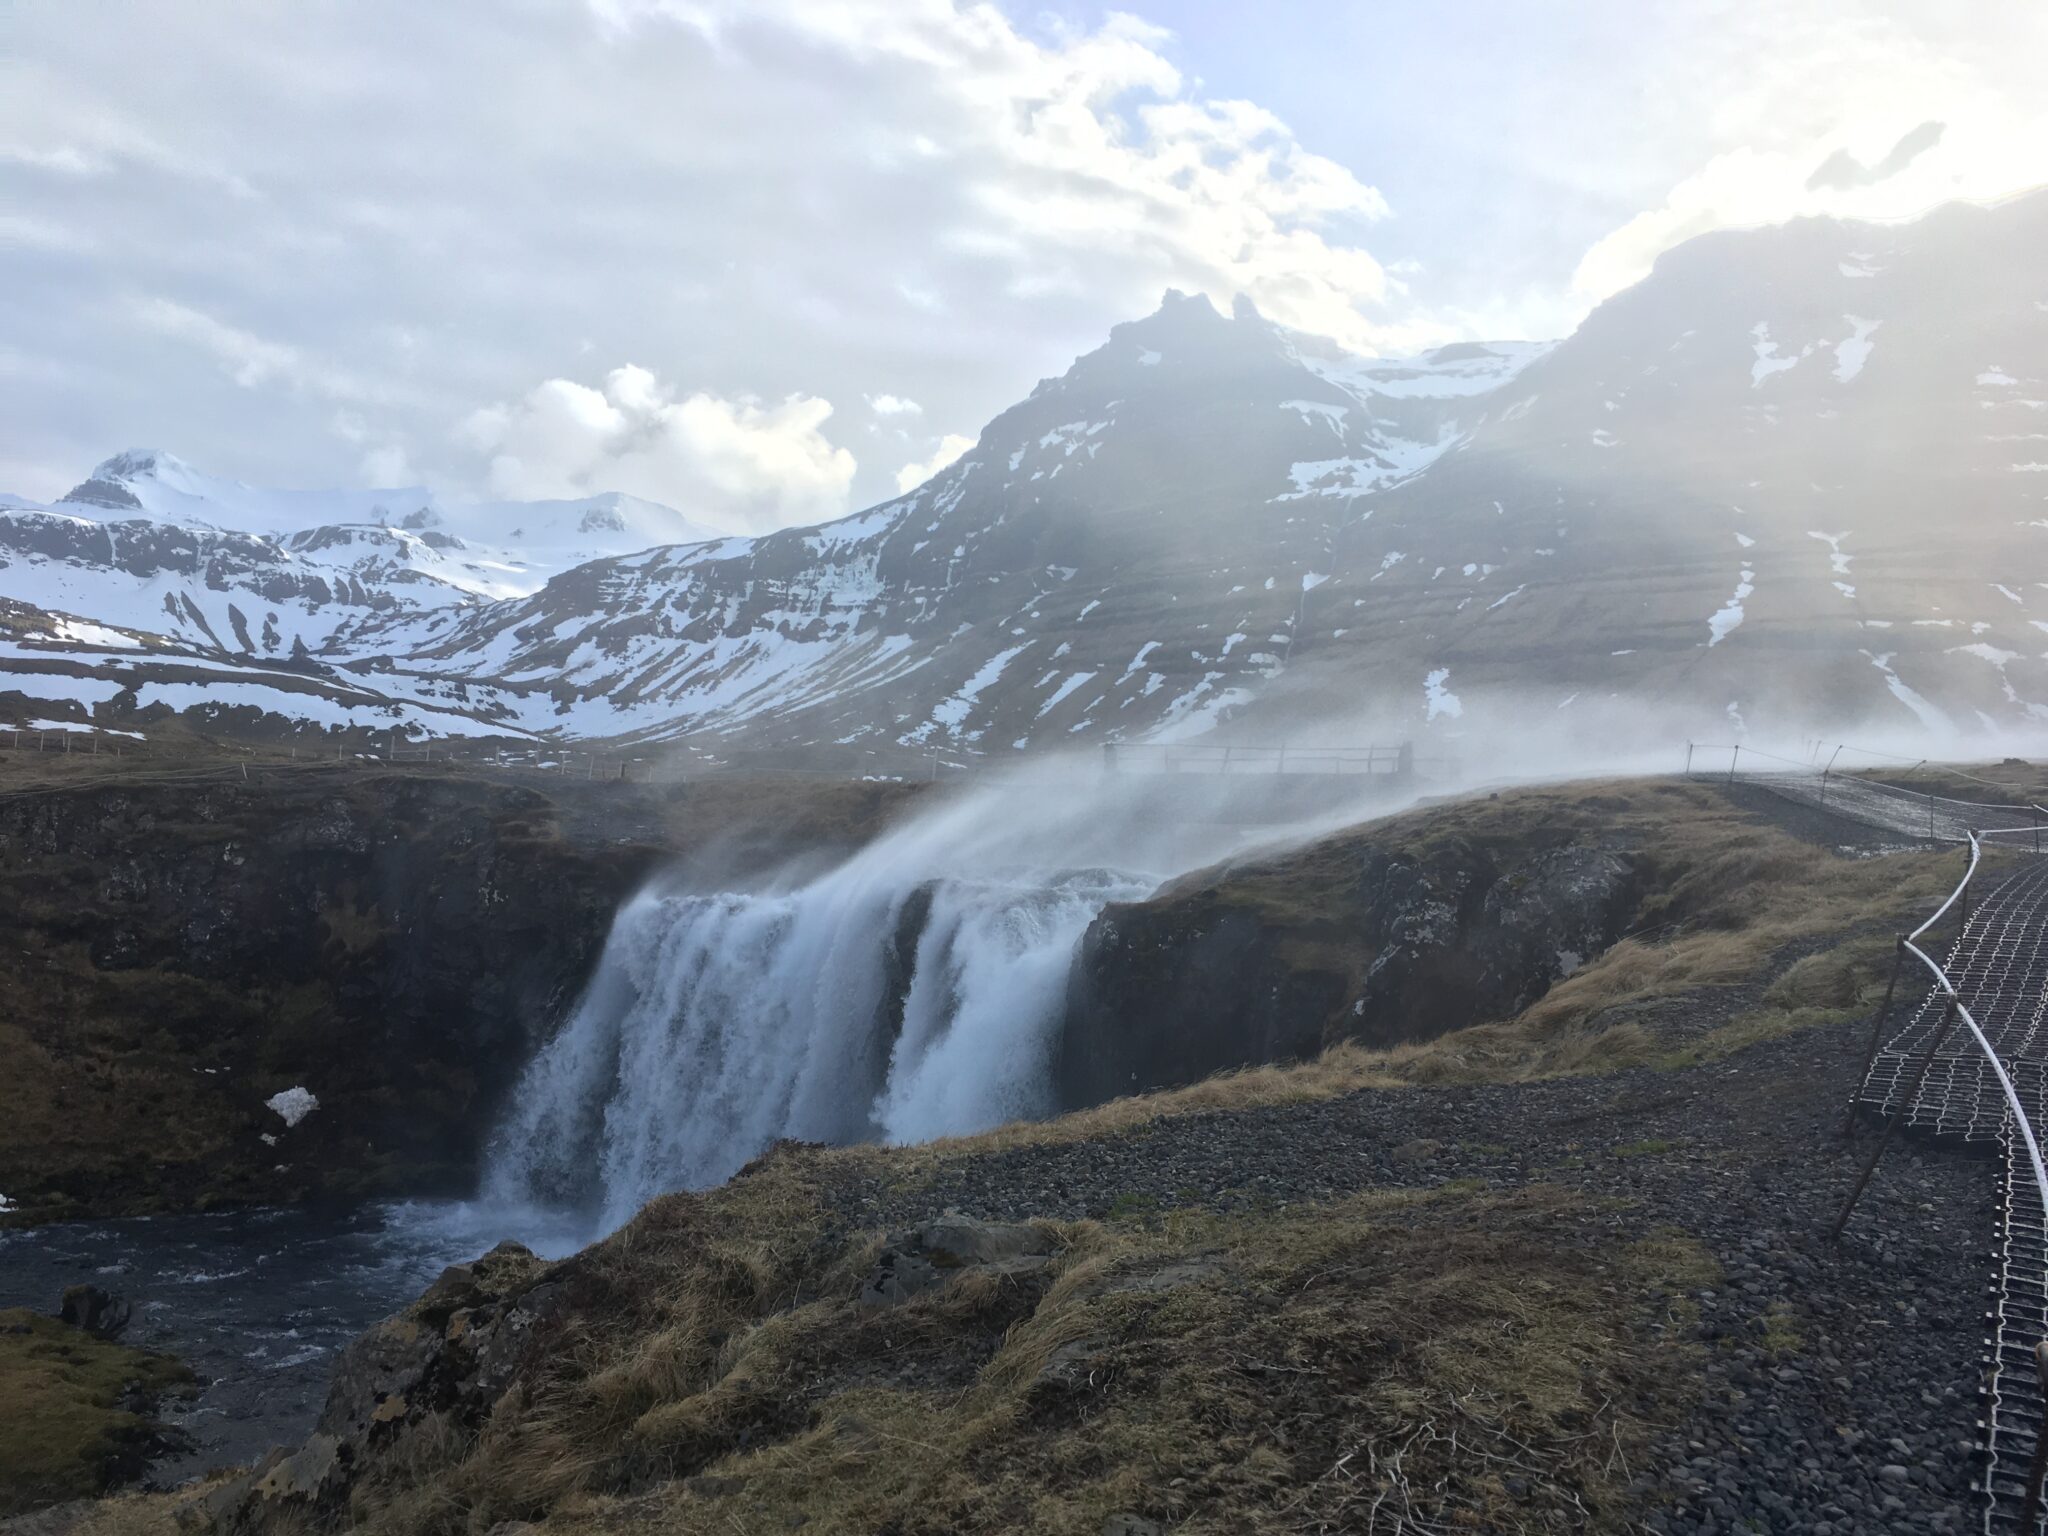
0 772 655 1220
1054 831 1638 1105
0 771 912 1221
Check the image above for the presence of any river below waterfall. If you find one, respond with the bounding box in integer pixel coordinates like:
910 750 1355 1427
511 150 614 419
0 1202 589 1485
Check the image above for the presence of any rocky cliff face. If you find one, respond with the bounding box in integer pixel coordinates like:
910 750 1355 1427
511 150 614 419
1056 814 1641 1105
0 769 915 1220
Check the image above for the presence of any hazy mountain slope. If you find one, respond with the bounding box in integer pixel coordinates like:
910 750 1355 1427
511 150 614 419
1264 189 2048 737
344 295 1547 742
5 191 2044 746
50 450 728 588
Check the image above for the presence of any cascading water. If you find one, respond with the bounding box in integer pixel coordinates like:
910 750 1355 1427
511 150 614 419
476 758 1424 1237
483 847 1152 1231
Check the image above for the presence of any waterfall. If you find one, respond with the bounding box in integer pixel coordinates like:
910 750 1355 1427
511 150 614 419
482 850 1152 1230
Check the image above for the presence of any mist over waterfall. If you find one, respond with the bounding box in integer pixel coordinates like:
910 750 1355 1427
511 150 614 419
484 860 1149 1229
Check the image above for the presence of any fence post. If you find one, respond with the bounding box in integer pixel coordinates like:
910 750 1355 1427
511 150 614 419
1684 741 1693 778
1727 744 1739 783
1928 793 1936 843
1841 936 1908 1138
1830 996 1957 1241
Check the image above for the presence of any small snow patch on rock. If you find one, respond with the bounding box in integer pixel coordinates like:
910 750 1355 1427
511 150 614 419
266 1086 319 1127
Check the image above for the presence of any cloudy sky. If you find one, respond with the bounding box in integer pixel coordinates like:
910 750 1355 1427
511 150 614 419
5 1 2046 533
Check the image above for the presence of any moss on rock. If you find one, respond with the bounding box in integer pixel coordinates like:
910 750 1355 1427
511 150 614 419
0 1309 193 1515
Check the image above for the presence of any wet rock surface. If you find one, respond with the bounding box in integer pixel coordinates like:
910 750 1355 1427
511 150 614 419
184 1241 558 1533
857 1216 1057 1309
1057 825 1641 1105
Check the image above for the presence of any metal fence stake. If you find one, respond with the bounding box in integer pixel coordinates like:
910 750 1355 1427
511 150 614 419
1830 998 1957 1242
1841 936 1908 1138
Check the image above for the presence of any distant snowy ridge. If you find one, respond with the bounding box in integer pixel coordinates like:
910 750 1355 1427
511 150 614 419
8 189 2048 746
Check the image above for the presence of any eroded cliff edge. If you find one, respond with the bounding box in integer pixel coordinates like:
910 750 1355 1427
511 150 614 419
0 768 914 1221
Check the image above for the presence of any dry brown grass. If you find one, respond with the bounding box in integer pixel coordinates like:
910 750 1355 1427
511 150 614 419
294 1158 1714 1536
1364 817 1964 1086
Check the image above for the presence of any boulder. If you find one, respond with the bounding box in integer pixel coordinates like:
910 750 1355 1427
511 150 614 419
858 1216 1058 1310
57 1285 129 1340
188 1241 553 1534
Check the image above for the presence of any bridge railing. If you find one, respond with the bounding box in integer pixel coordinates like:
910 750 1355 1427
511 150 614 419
1101 741 1455 777
1686 740 2048 846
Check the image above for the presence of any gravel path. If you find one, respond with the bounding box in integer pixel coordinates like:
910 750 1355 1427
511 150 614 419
836 1012 1989 1532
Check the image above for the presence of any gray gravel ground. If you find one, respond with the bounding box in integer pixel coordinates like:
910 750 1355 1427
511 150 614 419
837 1016 1991 1532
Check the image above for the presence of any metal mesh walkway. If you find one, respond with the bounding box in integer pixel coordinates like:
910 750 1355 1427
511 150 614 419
1754 771 2045 848
1863 861 2048 1144
1696 759 2048 1525
1845 859 2048 1531
1988 1061 2048 1528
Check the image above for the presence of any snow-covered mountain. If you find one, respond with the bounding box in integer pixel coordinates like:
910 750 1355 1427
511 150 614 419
21 450 726 598
6 189 2047 747
0 456 728 736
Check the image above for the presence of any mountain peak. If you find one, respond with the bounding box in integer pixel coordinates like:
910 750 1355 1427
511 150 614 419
63 448 197 510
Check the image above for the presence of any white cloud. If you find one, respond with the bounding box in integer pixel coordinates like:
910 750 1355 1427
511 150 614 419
868 393 923 416
127 296 404 409
359 444 415 486
0 213 95 253
8 0 2046 511
128 297 303 391
1571 5 2048 303
462 364 857 533
895 432 974 494
591 0 1411 352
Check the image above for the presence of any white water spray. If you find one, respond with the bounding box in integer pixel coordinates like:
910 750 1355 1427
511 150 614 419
481 759 1432 1233
483 803 1161 1227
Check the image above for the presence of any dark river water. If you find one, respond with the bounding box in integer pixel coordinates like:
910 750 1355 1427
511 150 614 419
0 1201 593 1484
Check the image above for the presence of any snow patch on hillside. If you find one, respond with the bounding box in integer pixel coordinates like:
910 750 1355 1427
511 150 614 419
1708 567 1755 646
930 644 1029 732
1833 317 1880 382
1424 668 1462 720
